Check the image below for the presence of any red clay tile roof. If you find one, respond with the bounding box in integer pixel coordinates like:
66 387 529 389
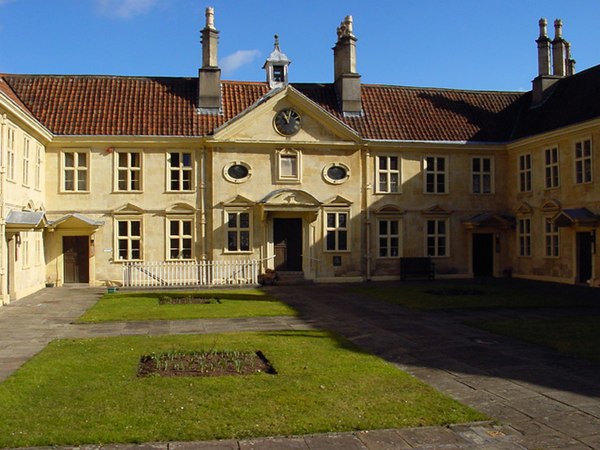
513 64 600 139
0 75 37 119
2 74 526 141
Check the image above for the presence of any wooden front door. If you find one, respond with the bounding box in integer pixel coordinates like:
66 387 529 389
577 232 593 283
63 236 89 283
273 218 302 271
472 233 494 277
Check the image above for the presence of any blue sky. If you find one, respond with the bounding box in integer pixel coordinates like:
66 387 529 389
1 0 599 92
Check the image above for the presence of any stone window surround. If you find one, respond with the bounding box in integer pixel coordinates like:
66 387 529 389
424 155 448 194
61 149 90 193
471 156 494 194
375 154 401 193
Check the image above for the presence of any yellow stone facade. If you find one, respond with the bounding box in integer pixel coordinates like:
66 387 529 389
1 11 599 304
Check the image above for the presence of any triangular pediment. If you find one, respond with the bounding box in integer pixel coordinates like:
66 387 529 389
165 202 196 214
422 204 452 216
515 202 533 215
112 203 144 215
222 195 255 207
323 195 353 206
212 85 360 144
376 205 404 215
541 199 561 213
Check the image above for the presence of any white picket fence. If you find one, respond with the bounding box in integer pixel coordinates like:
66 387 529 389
122 260 260 287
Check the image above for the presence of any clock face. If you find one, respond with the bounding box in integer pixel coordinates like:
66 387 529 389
274 108 301 136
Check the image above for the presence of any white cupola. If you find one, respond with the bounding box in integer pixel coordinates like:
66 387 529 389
263 35 291 89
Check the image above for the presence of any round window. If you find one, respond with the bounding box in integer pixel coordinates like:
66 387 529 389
327 165 347 181
228 164 249 180
323 163 350 184
223 162 252 183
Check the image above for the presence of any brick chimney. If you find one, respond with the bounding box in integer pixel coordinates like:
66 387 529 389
198 7 221 113
532 18 574 106
333 16 362 115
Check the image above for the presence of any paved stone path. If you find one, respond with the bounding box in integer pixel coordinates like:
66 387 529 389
1 283 599 449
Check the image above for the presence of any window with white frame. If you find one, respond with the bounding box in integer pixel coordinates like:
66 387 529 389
426 219 448 257
519 154 532 192
35 232 42 265
518 218 531 257
22 137 30 186
575 139 592 184
7 127 15 181
378 219 400 257
325 211 349 251
167 218 193 260
21 232 30 268
376 155 400 193
424 156 447 193
544 146 559 189
226 211 251 252
277 149 301 182
116 150 142 191
168 152 193 191
116 219 142 261
63 151 88 192
544 219 559 258
35 144 42 190
472 157 493 194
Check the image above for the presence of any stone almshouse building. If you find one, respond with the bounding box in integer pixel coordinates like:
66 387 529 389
1 10 599 302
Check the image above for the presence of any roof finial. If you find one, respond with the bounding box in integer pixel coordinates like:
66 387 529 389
274 34 280 51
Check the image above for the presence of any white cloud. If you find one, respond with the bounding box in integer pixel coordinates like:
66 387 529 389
221 50 261 75
95 0 158 19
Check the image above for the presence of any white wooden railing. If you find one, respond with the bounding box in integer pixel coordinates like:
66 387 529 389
122 260 260 287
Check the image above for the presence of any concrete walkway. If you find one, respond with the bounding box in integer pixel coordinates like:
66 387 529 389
1 283 599 449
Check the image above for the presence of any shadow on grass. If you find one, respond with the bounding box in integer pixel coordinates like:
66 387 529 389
267 278 600 402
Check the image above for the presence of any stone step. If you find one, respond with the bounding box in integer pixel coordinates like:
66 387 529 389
275 271 314 285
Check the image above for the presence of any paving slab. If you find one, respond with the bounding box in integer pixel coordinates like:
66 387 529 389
2 282 600 449
355 429 412 449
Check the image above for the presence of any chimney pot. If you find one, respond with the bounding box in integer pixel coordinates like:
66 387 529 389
538 18 548 38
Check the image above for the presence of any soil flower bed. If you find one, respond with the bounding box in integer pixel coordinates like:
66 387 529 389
158 295 221 305
138 349 276 377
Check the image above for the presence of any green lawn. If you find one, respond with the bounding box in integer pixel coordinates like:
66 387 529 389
357 279 600 310
469 316 600 363
0 331 485 448
77 289 296 323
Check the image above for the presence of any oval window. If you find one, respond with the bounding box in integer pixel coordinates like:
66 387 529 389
327 165 347 181
224 162 252 183
228 164 249 180
323 163 350 184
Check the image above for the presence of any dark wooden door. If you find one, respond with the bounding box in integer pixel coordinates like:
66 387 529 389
472 233 494 277
577 232 593 283
63 236 89 283
273 219 302 271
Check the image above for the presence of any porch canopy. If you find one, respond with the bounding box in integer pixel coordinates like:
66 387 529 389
551 208 599 227
5 211 47 234
48 213 104 230
462 212 515 229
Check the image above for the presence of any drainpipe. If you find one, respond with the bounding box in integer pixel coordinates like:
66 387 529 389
199 147 207 260
363 146 372 281
0 115 6 303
